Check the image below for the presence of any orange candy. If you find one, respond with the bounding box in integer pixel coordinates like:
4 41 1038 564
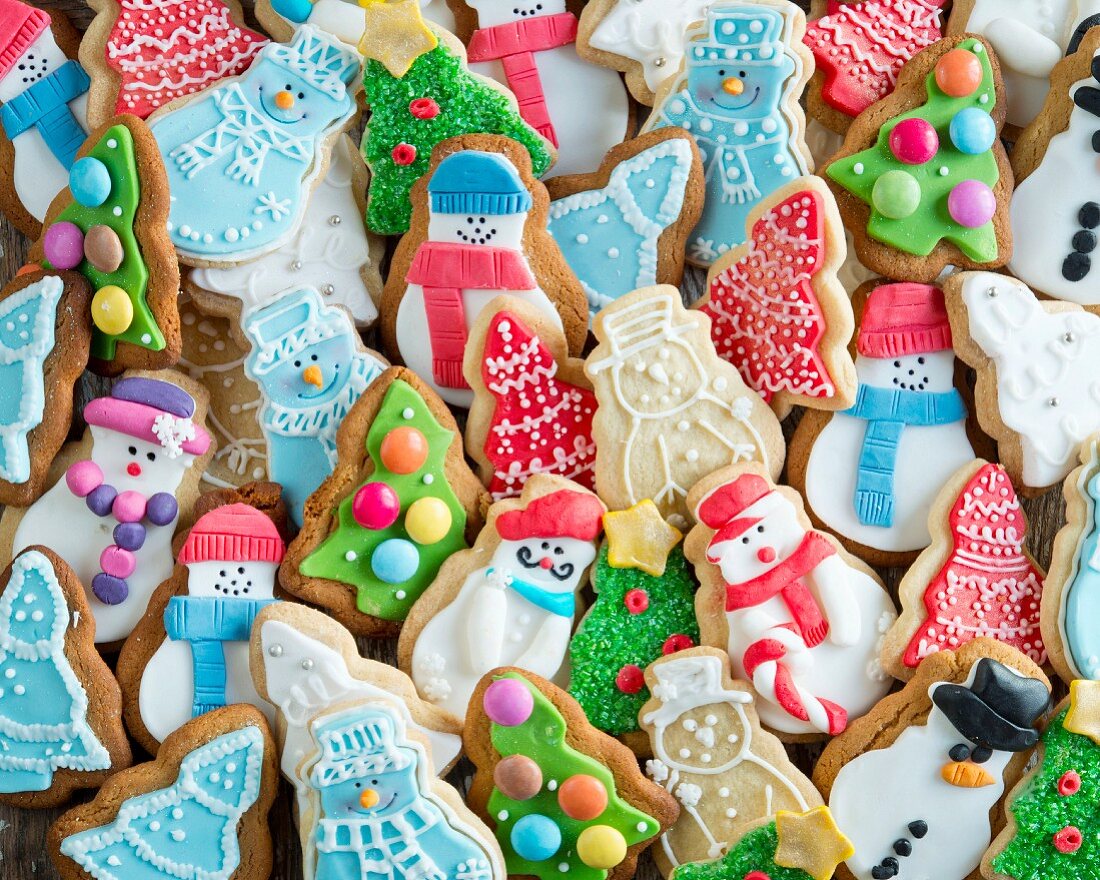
380 426 429 474
558 774 608 821
935 49 982 98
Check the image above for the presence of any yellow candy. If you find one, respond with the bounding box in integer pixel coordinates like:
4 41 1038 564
576 825 627 870
405 497 452 545
91 285 133 335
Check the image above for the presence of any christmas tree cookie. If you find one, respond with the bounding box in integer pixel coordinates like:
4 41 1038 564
281 367 488 638
826 36 1012 282
466 668 679 880
568 500 698 741
31 116 180 374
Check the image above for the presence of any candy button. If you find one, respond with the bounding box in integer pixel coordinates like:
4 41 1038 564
405 496 452 544
352 482 401 530
370 538 419 583
494 755 543 801
146 492 178 527
558 775 608 821
511 815 561 862
92 573 128 605
43 221 84 270
70 157 112 207
935 48 983 98
86 483 117 517
65 460 103 497
888 118 938 165
624 588 649 614
409 97 440 119
113 490 147 524
113 522 147 552
483 677 534 726
380 426 429 474
84 225 124 273
949 107 996 155
100 545 136 579
92 286 134 335
947 179 996 228
872 170 921 219
615 664 645 694
392 143 417 166
577 825 627 870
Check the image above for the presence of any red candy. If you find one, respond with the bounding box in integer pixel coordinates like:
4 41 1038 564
615 664 644 694
662 634 695 655
380 426 429 474
888 118 939 165
744 873 772 880
1058 770 1082 796
352 482 401 530
410 97 441 119
558 774 608 821
624 588 649 614
1053 825 1083 854
392 143 418 166
935 48 983 98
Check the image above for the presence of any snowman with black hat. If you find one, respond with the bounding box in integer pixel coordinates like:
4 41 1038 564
827 657 1050 880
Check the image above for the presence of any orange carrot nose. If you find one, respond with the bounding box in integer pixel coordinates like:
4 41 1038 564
722 77 744 96
275 90 295 110
941 761 995 788
359 788 380 809
302 365 323 388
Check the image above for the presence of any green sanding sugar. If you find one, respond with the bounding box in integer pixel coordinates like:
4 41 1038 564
671 821 812 880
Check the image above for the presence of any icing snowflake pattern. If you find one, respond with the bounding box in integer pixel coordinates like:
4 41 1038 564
152 413 197 460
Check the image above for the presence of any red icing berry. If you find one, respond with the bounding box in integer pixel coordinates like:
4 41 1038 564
662 634 695 655
391 143 418 166
888 118 939 165
624 589 649 614
615 664 644 694
1053 826 1083 854
1058 771 1082 796
410 97 441 119
744 873 772 880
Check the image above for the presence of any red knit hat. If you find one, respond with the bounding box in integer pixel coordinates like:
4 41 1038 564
858 283 952 358
497 490 605 542
696 474 774 548
178 503 286 565
0 1 50 82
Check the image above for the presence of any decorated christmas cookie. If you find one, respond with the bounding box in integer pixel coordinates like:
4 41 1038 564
0 0 91 239
382 135 588 409
466 668 679 880
814 640 1051 880
640 648 823 877
546 129 704 317
946 270 1100 491
31 115 181 374
826 36 1013 282
115 484 288 753
259 0 457 52
148 25 360 267
80 0 267 126
696 175 858 419
686 463 896 740
882 460 1046 681
280 367 488 638
188 135 385 330
0 270 91 507
241 287 387 527
463 296 597 500
399 476 604 722
6 372 214 645
789 280 977 565
0 547 130 808
569 500 698 743
642 0 814 267
586 284 785 527
50 706 277 880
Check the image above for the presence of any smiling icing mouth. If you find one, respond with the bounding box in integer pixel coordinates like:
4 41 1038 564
298 373 340 399
712 86 761 110
259 93 305 123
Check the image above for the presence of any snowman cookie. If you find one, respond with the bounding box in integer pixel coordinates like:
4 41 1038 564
640 647 823 878
0 0 91 239
586 284 785 528
2 372 215 646
398 475 605 723
383 134 587 409
814 639 1051 880
280 367 489 638
789 280 978 566
686 463 896 740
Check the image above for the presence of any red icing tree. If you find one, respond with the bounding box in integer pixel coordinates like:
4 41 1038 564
476 309 596 500
700 187 836 405
804 0 945 118
104 0 267 118
903 462 1046 669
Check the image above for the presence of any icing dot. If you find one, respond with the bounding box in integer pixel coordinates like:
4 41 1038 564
107 856 121 867
149 821 161 831
576 234 589 244
172 808 184 820
171 829 186 842
402 407 415 419
13 685 24 695
344 550 358 562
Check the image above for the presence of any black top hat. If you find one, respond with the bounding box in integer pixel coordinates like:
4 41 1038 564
931 659 1050 753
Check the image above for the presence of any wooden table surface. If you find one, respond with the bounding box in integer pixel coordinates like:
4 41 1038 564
0 2 1068 877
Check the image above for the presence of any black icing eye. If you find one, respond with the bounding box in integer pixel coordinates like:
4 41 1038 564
949 743 971 762
237 567 245 575
128 446 137 456
297 91 305 99
293 360 301 368
146 452 156 462
893 360 901 368
311 354 318 361
741 536 750 545
756 525 765 533
739 70 747 78
917 356 926 364
354 781 362 788
541 542 550 550
285 83 292 90
971 746 993 764
554 546 564 555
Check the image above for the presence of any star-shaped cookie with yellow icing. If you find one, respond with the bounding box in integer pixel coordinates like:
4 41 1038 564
774 807 855 880
603 500 682 577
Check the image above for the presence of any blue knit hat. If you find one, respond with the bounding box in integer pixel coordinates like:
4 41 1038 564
428 151 533 215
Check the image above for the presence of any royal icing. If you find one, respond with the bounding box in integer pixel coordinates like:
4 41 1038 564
642 3 811 266
242 287 386 527
1056 438 1100 679
60 724 266 880
150 26 359 264
0 550 111 794
548 136 698 315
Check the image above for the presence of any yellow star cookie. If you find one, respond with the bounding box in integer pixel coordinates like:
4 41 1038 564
603 500 682 577
774 807 854 880
359 0 438 77
1065 680 1100 746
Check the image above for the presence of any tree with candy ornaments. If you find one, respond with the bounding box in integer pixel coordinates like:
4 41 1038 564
569 500 698 738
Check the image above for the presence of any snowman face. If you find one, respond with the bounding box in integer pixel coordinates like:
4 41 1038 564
855 350 957 393
261 620 340 710
184 560 278 599
255 334 355 409
687 58 794 118
662 703 747 772
0 29 67 99
243 58 352 137
93 427 194 497
613 341 705 416
467 0 566 27
427 211 527 250
708 497 804 585
493 536 596 591
319 763 419 818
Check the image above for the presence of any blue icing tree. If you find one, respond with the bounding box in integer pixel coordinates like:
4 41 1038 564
243 286 386 527
548 136 697 316
150 25 359 263
644 4 809 266
60 725 264 880
0 550 109 793
0 275 65 484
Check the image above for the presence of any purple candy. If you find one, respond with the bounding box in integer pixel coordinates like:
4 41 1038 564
92 573 128 605
947 179 996 229
483 677 535 727
112 378 196 419
86 483 118 517
146 492 178 526
43 222 85 270
113 522 147 551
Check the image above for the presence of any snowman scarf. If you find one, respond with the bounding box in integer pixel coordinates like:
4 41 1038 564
316 801 443 880
169 84 313 186
0 60 89 169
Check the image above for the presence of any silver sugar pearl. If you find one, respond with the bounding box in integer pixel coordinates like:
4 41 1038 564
300 658 314 671
291 260 302 271
322 284 335 296
328 215 341 226
1065 332 1076 343
654 56 666 68
267 644 283 657
986 286 998 298
1049 397 1061 407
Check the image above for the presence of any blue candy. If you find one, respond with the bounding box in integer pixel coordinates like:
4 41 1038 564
370 538 419 584
69 157 112 207
949 108 997 156
511 814 562 862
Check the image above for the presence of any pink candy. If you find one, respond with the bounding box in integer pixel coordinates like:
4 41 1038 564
65 460 104 497
100 545 136 579
112 490 147 524
948 179 996 228
888 118 939 165
43 221 85 271
352 482 401 530
483 678 534 727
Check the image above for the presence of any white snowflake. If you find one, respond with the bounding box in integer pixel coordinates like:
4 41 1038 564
676 782 703 807
151 414 196 459
691 238 719 262
456 860 492 880
646 759 670 783
254 192 292 221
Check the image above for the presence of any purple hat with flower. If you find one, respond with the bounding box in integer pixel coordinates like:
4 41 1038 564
83 378 212 459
